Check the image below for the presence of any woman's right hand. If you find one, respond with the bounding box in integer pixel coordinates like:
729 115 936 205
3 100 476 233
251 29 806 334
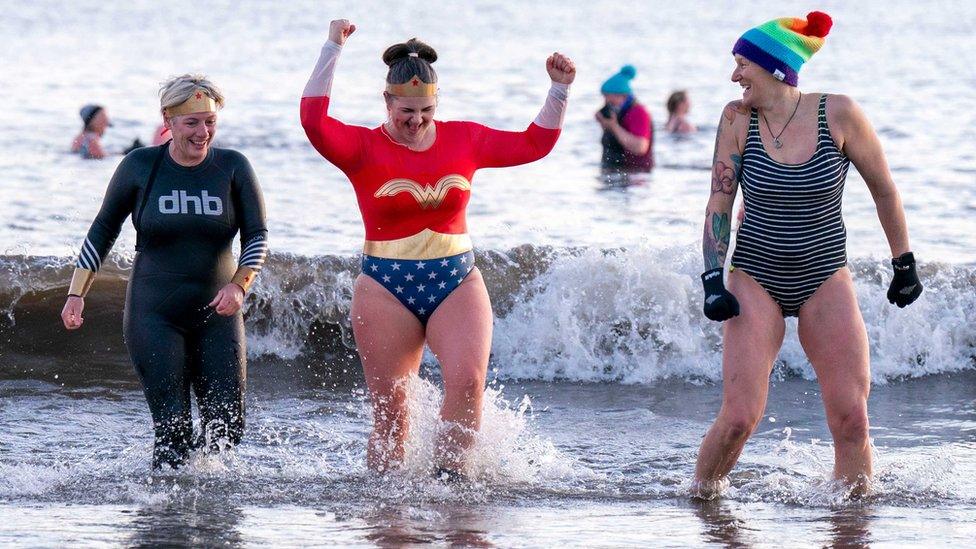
701 268 740 322
328 19 356 46
62 296 85 330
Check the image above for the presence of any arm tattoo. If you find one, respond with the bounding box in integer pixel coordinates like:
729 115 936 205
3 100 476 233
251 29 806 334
710 111 725 165
702 212 731 270
703 104 742 270
711 160 736 195
703 153 738 269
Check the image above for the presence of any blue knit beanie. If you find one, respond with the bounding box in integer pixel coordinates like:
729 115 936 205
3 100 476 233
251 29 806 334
601 65 637 95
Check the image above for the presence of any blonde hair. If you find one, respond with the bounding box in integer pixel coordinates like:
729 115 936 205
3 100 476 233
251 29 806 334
159 74 225 115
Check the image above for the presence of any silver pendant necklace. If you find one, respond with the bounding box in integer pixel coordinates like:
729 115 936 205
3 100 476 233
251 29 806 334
761 91 802 149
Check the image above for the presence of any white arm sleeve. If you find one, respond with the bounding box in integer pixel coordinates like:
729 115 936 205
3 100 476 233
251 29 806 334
533 82 570 129
302 40 343 98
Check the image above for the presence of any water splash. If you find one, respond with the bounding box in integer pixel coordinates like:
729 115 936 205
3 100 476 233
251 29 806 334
397 376 582 487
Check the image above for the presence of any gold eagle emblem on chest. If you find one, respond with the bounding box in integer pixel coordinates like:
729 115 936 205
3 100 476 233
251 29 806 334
373 174 471 209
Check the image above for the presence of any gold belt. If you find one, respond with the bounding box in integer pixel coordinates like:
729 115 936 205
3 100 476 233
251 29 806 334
363 229 472 260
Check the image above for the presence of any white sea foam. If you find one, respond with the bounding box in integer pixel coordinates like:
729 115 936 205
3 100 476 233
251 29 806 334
4 246 972 385
492 246 975 384
493 244 721 383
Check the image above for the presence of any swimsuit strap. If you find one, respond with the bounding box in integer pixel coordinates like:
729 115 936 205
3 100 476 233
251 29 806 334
817 94 828 130
745 108 762 153
816 94 838 151
806 94 828 157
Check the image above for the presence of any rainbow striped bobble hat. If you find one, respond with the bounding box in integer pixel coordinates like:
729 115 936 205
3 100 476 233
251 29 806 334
732 11 833 86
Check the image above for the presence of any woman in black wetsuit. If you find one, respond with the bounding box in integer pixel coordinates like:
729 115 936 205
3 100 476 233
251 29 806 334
61 74 269 469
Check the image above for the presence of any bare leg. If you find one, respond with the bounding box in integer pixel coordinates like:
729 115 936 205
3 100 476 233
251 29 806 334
797 267 872 494
425 268 493 472
350 274 425 472
694 269 786 497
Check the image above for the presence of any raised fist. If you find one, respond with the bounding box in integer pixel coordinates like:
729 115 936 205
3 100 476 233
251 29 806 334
547 52 576 85
329 19 357 46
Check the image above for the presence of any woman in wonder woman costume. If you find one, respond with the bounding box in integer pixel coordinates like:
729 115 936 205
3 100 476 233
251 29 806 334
301 19 575 475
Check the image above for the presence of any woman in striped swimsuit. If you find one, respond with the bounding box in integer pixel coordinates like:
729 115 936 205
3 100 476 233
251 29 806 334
694 12 922 497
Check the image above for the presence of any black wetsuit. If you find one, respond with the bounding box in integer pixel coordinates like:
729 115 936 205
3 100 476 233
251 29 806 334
76 143 268 468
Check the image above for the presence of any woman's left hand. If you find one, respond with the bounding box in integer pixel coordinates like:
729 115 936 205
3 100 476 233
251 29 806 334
209 283 245 316
547 52 576 84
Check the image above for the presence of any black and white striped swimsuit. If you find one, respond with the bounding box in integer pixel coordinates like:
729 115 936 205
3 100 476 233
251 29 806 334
731 94 850 317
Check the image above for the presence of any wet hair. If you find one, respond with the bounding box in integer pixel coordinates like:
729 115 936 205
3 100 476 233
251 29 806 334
666 90 688 116
80 104 104 131
158 74 225 115
382 38 438 85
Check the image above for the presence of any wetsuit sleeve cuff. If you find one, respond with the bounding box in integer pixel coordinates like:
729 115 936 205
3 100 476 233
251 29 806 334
700 268 726 292
892 251 915 268
231 266 259 293
68 268 96 297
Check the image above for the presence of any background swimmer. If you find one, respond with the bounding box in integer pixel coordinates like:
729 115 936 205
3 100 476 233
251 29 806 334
665 90 696 134
71 104 111 159
595 65 653 173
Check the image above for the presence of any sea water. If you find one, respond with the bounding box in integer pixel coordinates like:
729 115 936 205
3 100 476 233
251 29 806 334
2 0 975 546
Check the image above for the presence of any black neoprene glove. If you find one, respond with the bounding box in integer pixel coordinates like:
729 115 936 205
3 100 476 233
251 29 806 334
887 252 923 308
701 268 740 321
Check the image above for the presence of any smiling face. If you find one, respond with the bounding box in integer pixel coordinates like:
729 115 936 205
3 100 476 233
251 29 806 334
385 93 437 143
165 112 217 165
731 54 780 107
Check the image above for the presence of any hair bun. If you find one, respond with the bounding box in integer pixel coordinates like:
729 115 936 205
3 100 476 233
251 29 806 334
619 64 637 79
804 11 832 38
382 38 438 67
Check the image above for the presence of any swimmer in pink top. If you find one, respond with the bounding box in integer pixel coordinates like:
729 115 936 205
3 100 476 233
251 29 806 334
594 65 653 173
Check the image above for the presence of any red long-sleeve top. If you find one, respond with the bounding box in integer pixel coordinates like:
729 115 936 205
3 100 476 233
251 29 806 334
300 96 560 244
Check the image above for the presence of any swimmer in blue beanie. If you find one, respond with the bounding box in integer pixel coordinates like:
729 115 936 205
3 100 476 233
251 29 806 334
595 65 653 173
